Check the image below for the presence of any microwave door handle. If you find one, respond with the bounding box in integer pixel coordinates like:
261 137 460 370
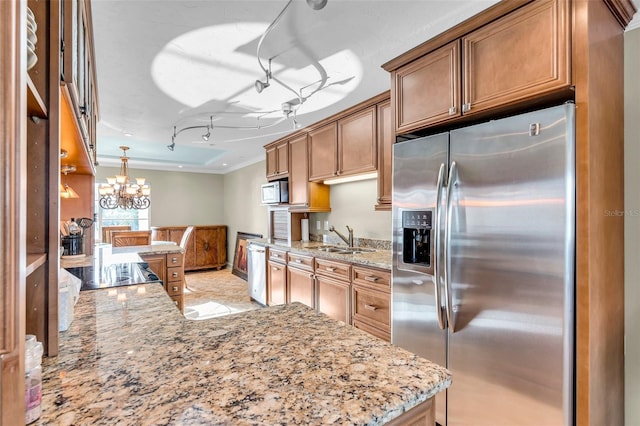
434 163 446 330
444 161 457 333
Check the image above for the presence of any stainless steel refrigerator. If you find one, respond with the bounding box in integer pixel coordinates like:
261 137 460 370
392 104 575 426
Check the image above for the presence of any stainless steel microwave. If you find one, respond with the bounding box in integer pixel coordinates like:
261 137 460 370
261 180 289 204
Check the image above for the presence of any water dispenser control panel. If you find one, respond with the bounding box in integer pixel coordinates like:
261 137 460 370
401 210 433 267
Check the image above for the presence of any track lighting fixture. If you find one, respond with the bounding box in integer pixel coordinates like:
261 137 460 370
202 127 210 141
255 58 272 94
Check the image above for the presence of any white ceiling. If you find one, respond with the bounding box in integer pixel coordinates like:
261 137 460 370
92 0 637 175
92 0 503 174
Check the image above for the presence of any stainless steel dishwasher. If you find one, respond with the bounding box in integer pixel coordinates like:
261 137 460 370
247 242 266 305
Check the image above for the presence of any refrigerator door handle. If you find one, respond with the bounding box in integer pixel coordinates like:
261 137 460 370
444 161 457 332
434 163 446 330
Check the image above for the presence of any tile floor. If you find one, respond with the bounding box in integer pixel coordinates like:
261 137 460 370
183 267 262 320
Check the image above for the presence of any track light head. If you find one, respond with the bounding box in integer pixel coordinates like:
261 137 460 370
255 79 270 93
306 0 327 10
202 128 210 141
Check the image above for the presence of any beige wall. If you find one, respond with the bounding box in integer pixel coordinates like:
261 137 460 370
96 167 225 227
222 161 269 263
625 26 640 426
310 178 392 241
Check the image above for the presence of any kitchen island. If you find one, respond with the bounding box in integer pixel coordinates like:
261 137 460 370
37 283 451 425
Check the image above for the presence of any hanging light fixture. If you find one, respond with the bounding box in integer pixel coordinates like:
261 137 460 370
60 165 80 199
98 146 150 209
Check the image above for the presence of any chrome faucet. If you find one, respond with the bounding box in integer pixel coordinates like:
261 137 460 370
329 225 354 247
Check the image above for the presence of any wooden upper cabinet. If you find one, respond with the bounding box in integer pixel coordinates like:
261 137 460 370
288 134 309 206
308 122 338 181
376 100 393 210
462 0 570 115
394 40 461 133
265 140 289 180
337 105 377 177
61 0 99 164
288 134 331 211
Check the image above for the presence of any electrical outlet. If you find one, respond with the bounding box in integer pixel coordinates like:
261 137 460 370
324 220 329 231
316 220 321 231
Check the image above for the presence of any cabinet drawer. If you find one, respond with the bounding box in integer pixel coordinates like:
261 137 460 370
167 266 183 283
166 281 183 297
352 266 391 290
287 252 314 271
352 286 390 332
170 294 184 313
167 252 184 267
269 247 287 264
353 319 391 342
315 257 351 282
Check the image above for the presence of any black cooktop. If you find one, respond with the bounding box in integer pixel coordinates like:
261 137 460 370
66 262 162 291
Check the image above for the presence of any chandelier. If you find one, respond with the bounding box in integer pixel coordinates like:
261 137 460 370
98 146 150 209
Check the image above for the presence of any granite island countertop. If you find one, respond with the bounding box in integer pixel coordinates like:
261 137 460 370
38 284 450 425
60 243 184 268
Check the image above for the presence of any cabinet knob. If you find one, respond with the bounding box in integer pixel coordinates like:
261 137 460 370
364 275 379 282
172 286 178 292
449 106 457 115
171 257 178 263
326 266 335 272
462 103 471 113
295 259 303 264
273 267 280 271
273 253 279 258
364 304 378 311
204 242 210 251
172 272 179 278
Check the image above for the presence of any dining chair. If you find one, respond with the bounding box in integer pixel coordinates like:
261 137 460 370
180 226 195 290
110 230 152 247
102 225 131 243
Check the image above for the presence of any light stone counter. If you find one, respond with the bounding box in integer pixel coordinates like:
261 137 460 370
37 284 450 425
250 238 393 270
60 244 184 268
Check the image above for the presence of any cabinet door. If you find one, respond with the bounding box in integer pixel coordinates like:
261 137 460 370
316 275 351 324
266 145 278 178
462 0 570 115
376 100 393 209
267 260 287 306
287 266 315 309
276 142 289 176
195 228 217 268
288 134 309 206
394 40 461 134
338 105 377 176
308 122 337 181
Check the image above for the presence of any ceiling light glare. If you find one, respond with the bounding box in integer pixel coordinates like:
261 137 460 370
306 0 327 10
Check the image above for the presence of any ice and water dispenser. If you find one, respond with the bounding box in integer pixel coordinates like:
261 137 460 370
401 210 433 271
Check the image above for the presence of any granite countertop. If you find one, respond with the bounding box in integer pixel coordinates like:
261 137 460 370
250 239 392 270
60 244 184 268
38 285 451 425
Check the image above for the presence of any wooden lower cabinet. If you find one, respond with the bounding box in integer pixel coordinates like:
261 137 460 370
386 397 435 426
140 252 185 314
316 276 351 324
315 257 352 324
351 265 391 342
267 259 287 306
287 266 315 309
151 225 226 271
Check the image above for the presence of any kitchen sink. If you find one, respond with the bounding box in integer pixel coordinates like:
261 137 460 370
311 245 376 254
